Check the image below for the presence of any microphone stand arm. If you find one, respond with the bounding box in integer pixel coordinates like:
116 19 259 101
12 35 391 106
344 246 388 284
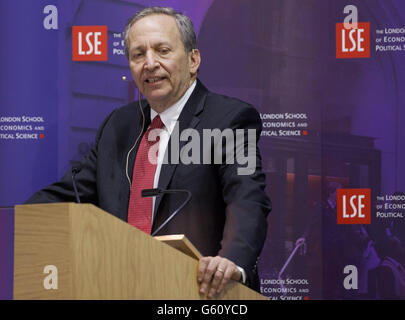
150 189 192 236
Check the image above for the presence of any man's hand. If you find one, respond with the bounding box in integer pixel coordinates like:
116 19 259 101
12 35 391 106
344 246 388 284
197 256 241 299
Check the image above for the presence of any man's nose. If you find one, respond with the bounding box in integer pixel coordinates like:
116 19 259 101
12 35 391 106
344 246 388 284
144 51 159 71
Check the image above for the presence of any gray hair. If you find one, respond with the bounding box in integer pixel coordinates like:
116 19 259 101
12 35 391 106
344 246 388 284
123 7 197 60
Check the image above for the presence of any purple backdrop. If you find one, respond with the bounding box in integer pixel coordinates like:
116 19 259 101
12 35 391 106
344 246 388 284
1 0 405 300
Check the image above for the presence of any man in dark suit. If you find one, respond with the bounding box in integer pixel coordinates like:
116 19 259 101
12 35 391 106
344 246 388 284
27 7 271 298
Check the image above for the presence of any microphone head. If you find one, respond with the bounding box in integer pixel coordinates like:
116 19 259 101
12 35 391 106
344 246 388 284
72 165 82 174
141 188 161 198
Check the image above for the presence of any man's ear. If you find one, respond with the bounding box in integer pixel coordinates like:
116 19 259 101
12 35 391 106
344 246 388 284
189 49 201 76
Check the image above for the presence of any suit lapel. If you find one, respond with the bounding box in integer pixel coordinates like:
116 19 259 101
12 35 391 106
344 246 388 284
153 80 208 221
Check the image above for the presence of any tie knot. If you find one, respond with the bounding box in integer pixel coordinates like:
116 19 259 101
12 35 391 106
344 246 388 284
150 115 164 130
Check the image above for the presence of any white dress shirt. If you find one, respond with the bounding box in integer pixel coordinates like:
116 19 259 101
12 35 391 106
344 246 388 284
150 80 197 219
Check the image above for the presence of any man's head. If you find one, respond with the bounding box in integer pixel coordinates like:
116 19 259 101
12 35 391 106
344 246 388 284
124 7 201 112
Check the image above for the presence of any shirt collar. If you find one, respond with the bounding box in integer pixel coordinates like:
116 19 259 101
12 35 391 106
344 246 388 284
150 80 197 134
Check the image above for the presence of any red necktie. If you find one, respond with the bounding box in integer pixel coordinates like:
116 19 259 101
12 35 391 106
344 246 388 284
128 115 164 233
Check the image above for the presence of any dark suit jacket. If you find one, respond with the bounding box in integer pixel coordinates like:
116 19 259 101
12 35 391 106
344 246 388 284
27 79 271 289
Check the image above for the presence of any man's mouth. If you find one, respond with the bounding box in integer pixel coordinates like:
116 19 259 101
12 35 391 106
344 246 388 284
145 77 166 83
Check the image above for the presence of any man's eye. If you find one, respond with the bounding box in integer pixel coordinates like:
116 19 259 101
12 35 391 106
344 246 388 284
132 52 143 59
160 48 169 54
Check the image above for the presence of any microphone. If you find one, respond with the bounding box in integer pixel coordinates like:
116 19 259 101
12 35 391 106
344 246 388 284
71 165 82 204
141 188 192 236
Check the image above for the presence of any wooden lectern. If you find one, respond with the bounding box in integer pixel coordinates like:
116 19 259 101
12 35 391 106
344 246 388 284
14 203 266 300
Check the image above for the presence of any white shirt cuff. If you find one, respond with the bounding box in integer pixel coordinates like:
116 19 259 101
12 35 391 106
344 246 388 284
236 266 247 284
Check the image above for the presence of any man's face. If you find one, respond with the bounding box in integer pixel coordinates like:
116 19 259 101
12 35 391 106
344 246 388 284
127 14 200 111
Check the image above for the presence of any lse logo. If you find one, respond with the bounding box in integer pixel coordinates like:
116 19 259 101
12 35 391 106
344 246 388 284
337 189 371 224
72 26 107 61
336 22 370 59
